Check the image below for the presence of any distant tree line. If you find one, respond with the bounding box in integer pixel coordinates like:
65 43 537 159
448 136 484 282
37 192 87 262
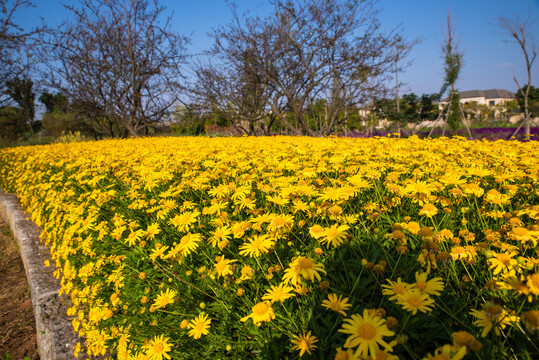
0 0 537 140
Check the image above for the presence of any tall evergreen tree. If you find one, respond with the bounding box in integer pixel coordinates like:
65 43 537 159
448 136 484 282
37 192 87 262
5 77 35 133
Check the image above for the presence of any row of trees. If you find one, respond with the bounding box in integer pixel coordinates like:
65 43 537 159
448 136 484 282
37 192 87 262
1 0 537 140
372 85 539 132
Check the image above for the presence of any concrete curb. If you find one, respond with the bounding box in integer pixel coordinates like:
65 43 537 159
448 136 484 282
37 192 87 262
0 190 92 360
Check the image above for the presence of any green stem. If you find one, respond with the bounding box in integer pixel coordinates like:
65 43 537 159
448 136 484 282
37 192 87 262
398 312 412 336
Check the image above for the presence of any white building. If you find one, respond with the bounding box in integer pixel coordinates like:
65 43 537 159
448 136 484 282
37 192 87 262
440 89 514 108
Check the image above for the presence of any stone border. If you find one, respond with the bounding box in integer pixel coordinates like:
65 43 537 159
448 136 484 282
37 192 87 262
0 190 93 360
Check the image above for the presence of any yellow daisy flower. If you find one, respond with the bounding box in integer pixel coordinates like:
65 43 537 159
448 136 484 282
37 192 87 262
282 256 327 285
188 313 211 339
240 265 255 280
309 224 325 239
419 203 438 218
209 225 232 247
152 288 177 309
470 302 519 337
422 344 466 360
334 347 356 360
238 234 275 257
338 308 395 358
319 224 350 248
267 214 294 232
488 251 519 275
396 289 435 315
321 293 352 316
262 283 295 303
149 244 169 262
170 210 200 232
382 278 411 301
177 232 202 256
412 271 445 296
240 301 275 326
144 334 173 360
291 331 318 357
145 223 161 240
214 256 236 278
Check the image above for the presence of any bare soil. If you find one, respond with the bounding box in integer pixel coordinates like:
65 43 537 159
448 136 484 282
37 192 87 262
0 217 40 360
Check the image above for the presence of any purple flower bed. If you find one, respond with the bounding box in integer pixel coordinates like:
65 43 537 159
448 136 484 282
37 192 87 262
422 127 539 141
340 127 539 141
338 129 388 138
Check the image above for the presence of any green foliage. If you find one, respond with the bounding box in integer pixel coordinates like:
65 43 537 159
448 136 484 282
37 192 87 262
373 98 400 123
400 93 420 124
0 106 26 140
447 91 462 130
418 94 440 121
443 51 462 90
39 92 69 113
170 104 207 136
462 101 493 124
0 353 29 360
373 93 439 127
5 78 36 133
41 111 81 137
515 85 539 116
503 100 520 115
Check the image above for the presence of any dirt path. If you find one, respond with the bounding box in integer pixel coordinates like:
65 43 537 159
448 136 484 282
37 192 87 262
0 217 40 360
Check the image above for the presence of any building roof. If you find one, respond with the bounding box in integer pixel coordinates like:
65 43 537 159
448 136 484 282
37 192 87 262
459 89 514 99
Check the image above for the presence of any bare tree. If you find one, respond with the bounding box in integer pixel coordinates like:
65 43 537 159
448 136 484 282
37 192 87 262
191 44 277 135
497 14 537 137
0 0 42 106
41 0 188 137
207 0 404 136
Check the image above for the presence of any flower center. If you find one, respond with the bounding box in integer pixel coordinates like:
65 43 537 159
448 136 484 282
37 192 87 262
160 296 170 307
513 227 527 237
153 342 163 354
414 281 427 291
297 258 314 270
357 323 376 340
251 238 262 249
484 304 502 319
497 254 511 265
326 229 339 238
408 296 422 308
253 302 269 315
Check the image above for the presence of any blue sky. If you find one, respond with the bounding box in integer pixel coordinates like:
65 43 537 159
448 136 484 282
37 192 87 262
14 0 539 96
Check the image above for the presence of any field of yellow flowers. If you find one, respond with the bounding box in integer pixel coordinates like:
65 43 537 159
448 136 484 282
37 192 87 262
0 135 538 360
